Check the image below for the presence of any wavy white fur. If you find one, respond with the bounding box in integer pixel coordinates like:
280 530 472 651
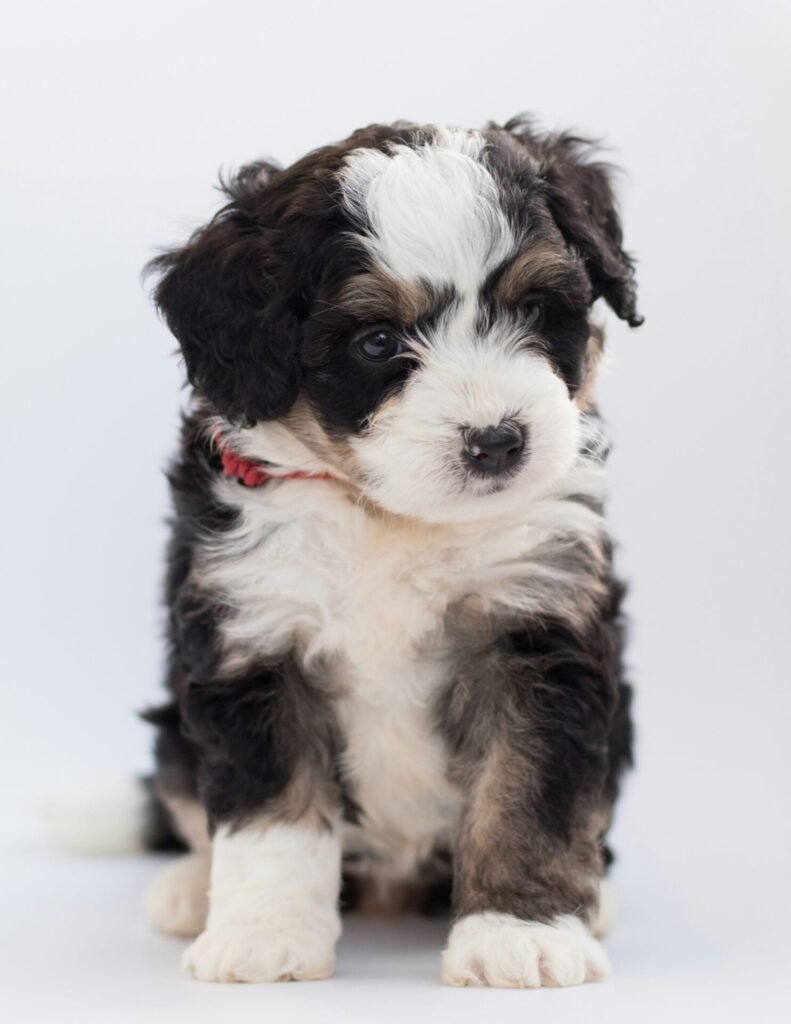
191 420 606 880
441 912 610 988
342 127 515 292
40 778 148 854
183 820 342 983
352 311 583 523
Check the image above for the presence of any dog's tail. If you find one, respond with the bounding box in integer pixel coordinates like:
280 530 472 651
40 777 185 855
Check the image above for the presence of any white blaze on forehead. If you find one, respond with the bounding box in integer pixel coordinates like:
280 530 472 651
341 127 516 292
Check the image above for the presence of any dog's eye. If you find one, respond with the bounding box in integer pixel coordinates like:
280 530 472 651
522 298 545 331
354 328 404 362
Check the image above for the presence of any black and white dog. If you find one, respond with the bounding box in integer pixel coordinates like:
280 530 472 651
142 118 641 987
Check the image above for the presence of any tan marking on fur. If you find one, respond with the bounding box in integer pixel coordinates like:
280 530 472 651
463 741 510 851
334 268 435 325
158 792 211 853
354 878 418 915
158 771 337 854
454 740 540 898
348 869 451 915
281 397 361 482
495 245 583 305
576 323 605 412
452 737 604 925
281 398 465 532
266 766 339 829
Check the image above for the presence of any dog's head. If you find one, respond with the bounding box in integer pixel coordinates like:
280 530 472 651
152 119 641 523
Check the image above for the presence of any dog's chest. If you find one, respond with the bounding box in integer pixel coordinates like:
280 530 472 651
204 482 484 869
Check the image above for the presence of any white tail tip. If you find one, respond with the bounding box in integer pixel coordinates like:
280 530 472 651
40 778 149 855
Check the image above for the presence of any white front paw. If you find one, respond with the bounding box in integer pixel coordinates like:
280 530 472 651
441 912 610 989
182 922 338 983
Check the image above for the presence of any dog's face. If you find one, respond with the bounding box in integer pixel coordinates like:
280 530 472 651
153 120 641 523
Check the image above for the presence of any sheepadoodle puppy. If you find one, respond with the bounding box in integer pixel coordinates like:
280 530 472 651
139 117 641 987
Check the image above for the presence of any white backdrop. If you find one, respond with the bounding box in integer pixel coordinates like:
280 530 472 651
1 2 789 1021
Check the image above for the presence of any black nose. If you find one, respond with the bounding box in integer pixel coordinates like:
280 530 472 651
463 421 526 476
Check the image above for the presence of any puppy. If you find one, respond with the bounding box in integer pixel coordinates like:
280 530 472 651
142 118 641 987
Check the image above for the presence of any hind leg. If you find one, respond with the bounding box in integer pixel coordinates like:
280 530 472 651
144 780 212 939
591 878 616 939
146 771 211 939
144 701 212 937
145 851 211 937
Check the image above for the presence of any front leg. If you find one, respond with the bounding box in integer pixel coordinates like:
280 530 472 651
441 614 629 988
180 663 343 983
184 817 342 983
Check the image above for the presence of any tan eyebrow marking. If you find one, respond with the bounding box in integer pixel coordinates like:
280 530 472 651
494 245 589 304
334 268 438 325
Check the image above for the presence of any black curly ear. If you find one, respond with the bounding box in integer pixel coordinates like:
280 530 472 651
505 120 643 327
149 174 301 423
540 134 643 326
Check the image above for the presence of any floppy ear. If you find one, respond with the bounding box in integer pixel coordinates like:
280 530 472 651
149 172 302 423
506 120 643 327
540 134 643 326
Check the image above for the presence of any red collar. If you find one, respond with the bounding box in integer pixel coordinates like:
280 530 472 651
214 434 334 488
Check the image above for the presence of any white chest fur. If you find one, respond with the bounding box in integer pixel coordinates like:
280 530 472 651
195 465 606 875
